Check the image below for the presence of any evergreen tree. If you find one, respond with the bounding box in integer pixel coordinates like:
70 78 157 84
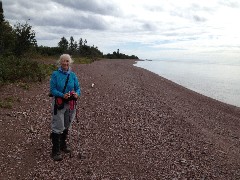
0 1 4 23
0 0 4 54
69 36 75 54
78 38 83 53
0 21 15 55
73 41 78 53
84 39 87 46
13 22 37 56
58 36 68 53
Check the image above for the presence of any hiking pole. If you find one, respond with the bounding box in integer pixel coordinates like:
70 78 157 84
77 113 81 159
69 98 80 158
69 104 73 158
68 91 75 158
75 100 84 159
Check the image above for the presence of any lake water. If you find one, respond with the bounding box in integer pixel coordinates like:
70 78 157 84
134 59 240 107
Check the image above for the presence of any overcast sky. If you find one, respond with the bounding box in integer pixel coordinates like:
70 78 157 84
3 0 240 61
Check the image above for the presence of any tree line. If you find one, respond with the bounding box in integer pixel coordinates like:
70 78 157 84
0 1 138 60
104 49 138 59
37 36 103 59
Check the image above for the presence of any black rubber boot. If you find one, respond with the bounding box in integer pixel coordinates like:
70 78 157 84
60 129 71 153
51 133 63 161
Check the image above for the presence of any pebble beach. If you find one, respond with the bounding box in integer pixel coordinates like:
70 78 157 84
1 59 240 179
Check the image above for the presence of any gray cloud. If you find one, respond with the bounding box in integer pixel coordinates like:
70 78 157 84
36 14 107 30
190 3 216 12
168 2 219 24
142 23 158 31
219 0 240 8
52 0 121 16
5 0 109 30
193 15 207 22
4 0 50 17
145 5 163 12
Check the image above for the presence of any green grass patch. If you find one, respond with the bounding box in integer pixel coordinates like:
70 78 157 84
18 82 30 90
0 97 15 109
0 55 57 84
73 57 95 64
0 55 95 86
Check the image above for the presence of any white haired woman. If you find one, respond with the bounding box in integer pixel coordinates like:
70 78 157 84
49 54 81 161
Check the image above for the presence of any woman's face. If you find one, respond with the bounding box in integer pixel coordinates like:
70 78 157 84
61 58 70 71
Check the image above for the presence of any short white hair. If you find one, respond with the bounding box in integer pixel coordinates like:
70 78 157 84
57 54 74 66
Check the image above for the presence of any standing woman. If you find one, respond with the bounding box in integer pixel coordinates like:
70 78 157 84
49 54 81 161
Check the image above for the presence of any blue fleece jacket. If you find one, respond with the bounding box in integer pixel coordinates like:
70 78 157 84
50 68 81 98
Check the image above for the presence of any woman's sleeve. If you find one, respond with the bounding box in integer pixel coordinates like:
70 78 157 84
74 74 81 96
50 72 64 97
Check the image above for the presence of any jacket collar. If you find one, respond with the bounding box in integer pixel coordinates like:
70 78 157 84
58 67 71 74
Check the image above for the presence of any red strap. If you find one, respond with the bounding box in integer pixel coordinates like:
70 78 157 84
56 98 63 105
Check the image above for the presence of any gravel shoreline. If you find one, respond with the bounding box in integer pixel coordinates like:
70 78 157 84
1 59 240 179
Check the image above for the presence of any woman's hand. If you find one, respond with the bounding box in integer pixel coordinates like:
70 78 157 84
71 91 78 99
63 91 78 99
63 92 70 99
